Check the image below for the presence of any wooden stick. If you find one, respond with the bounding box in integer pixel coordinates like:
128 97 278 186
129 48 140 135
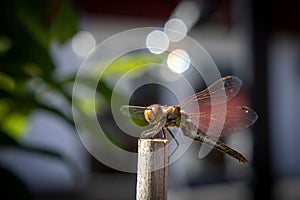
136 139 168 200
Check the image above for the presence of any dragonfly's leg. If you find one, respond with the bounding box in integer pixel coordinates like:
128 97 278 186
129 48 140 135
167 128 179 147
162 128 168 139
141 117 167 138
140 130 158 138
167 128 179 159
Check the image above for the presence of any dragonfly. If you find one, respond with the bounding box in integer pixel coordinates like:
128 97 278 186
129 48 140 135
120 76 258 163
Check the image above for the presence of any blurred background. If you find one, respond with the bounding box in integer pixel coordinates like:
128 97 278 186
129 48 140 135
0 0 299 200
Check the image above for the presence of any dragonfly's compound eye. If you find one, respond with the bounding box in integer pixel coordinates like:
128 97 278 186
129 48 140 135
144 104 163 124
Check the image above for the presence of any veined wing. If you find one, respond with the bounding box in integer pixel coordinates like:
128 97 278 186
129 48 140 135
120 105 146 120
181 76 242 109
188 105 258 138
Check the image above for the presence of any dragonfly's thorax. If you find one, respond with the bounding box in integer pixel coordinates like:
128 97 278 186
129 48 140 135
164 106 181 127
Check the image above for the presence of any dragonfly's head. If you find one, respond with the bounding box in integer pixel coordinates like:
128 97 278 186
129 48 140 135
144 104 164 124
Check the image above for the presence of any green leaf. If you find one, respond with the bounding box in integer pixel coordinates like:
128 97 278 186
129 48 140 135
51 0 78 43
15 0 78 48
16 0 51 49
0 72 15 91
101 53 164 78
0 35 12 54
0 130 18 146
1 113 28 139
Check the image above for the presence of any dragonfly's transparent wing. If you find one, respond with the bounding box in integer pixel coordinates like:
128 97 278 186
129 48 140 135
181 76 242 109
121 105 166 138
120 105 146 120
188 106 258 138
140 116 167 138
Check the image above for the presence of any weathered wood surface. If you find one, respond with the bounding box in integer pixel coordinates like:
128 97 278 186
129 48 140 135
136 139 168 200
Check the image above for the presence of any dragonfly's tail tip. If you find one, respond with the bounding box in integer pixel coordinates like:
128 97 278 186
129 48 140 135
239 157 249 164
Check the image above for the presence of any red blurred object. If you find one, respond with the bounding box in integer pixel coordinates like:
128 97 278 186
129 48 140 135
74 0 181 20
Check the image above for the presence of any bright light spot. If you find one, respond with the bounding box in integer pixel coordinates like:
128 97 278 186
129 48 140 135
167 49 190 74
72 31 96 57
146 30 169 54
164 18 187 42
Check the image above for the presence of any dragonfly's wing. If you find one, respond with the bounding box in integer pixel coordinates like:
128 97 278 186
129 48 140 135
181 76 242 109
120 105 146 120
140 116 167 138
121 105 167 138
188 106 258 138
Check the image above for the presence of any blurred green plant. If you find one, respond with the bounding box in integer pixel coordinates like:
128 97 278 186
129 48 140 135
0 0 79 139
0 0 81 194
0 0 164 194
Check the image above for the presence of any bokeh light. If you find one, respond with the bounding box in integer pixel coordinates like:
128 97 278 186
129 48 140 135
167 49 190 73
146 30 169 54
164 18 187 42
72 31 96 57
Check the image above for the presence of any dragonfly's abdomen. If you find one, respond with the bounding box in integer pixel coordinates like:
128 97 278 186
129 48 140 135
193 134 248 163
180 110 248 163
